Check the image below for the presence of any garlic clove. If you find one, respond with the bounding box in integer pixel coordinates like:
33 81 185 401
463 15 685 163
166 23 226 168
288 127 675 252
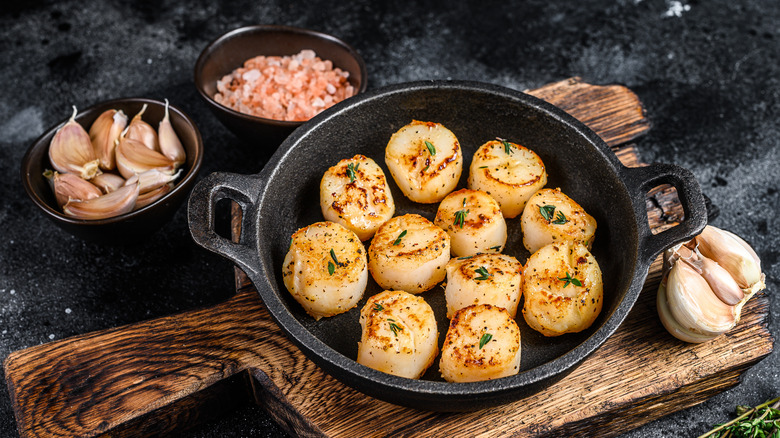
89 109 128 170
115 133 175 179
49 106 101 180
657 278 722 343
125 104 159 151
124 168 182 194
44 170 102 207
90 172 126 194
696 225 762 289
699 256 744 305
158 99 186 167
62 182 139 220
134 183 172 209
665 260 737 337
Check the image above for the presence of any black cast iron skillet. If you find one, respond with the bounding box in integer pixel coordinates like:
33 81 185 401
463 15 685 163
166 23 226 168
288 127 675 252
188 80 706 411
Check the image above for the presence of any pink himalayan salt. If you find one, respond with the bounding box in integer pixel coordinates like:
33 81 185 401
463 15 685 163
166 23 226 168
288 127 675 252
214 49 355 122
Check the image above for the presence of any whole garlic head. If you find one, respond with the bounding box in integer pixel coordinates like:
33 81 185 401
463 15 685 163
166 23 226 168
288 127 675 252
657 225 765 343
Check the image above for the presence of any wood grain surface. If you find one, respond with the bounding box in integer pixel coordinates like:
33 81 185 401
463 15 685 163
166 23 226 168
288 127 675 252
3 78 773 438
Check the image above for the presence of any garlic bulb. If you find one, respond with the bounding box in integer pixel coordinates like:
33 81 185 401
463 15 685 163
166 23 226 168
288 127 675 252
657 225 765 343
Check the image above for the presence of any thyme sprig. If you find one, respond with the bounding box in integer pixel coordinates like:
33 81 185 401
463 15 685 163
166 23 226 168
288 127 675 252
393 230 407 245
388 319 403 337
346 162 359 183
699 397 780 438
474 266 491 281
559 272 582 288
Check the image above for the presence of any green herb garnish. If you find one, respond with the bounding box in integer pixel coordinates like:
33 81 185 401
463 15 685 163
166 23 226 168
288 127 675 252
388 319 403 337
479 166 488 169
373 303 384 312
454 201 469 229
539 204 556 221
474 266 491 281
489 245 502 251
502 139 513 155
552 211 568 225
424 140 436 155
330 248 340 265
393 230 407 246
346 162 359 183
457 255 474 260
328 261 335 276
559 272 582 288
479 333 493 349
700 397 780 438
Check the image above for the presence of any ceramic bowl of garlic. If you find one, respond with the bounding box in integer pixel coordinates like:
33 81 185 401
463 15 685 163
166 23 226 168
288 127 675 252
21 97 204 243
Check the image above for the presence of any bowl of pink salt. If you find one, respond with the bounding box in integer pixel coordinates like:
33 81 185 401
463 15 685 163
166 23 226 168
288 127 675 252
194 25 367 149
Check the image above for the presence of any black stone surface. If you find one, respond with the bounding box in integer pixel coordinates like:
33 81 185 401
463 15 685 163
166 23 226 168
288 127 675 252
0 1 777 437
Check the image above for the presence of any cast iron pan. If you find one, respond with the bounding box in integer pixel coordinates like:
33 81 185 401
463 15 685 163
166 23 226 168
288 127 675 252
188 80 707 411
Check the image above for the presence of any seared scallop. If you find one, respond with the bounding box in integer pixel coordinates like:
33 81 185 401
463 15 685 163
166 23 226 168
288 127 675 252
282 221 368 320
522 241 603 337
521 187 597 254
444 253 523 318
434 189 507 257
467 139 547 218
320 154 395 241
368 214 450 294
385 120 463 203
357 290 438 379
439 304 521 382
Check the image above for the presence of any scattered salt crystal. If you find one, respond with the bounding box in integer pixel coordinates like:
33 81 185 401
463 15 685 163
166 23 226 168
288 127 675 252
242 69 262 83
65 308 72 314
9 289 15 295
664 0 690 17
49 334 55 340
147 58 152 64
2 330 6 335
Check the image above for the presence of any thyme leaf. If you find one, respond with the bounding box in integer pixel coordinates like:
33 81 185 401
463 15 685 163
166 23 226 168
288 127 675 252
559 272 582 288
539 204 556 221
393 230 407 246
388 319 403 337
373 303 384 312
474 266 491 281
479 333 493 349
346 162 359 183
330 248 340 265
328 261 335 276
454 208 469 229
553 211 568 225
489 245 502 251
425 140 436 156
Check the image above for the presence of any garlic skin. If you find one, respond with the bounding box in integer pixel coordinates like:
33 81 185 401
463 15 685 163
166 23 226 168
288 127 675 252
125 168 182 194
89 109 128 170
62 182 139 220
657 225 765 343
115 133 175 179
90 172 127 194
158 99 186 167
49 106 101 180
125 104 159 151
44 170 102 207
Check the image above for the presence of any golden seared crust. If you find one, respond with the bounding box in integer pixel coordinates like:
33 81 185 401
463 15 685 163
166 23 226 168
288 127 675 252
320 154 395 241
368 214 450 293
434 188 507 256
522 241 603 336
468 140 547 218
282 221 368 320
444 253 523 318
520 187 597 254
440 304 521 382
385 120 463 204
358 290 439 379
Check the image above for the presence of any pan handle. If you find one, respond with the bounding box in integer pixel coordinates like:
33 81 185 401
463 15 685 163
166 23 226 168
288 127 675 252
622 163 707 264
188 172 264 278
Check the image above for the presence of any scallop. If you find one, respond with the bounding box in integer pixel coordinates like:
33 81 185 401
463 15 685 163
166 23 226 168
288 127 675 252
521 187 597 254
439 304 521 383
320 154 395 241
357 290 438 379
467 139 547 218
282 221 368 320
522 241 603 337
444 253 523 318
368 214 450 294
434 188 507 257
385 120 463 203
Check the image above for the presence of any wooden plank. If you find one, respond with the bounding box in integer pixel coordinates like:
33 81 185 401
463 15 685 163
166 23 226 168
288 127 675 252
3 79 771 438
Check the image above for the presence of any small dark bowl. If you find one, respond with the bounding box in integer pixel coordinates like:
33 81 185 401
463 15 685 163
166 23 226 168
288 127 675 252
21 98 204 244
194 24 367 149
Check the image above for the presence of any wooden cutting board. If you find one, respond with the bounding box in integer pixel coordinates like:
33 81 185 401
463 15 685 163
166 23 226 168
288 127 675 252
4 78 773 438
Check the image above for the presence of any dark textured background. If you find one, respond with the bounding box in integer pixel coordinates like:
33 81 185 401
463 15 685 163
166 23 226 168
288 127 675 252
0 0 777 436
